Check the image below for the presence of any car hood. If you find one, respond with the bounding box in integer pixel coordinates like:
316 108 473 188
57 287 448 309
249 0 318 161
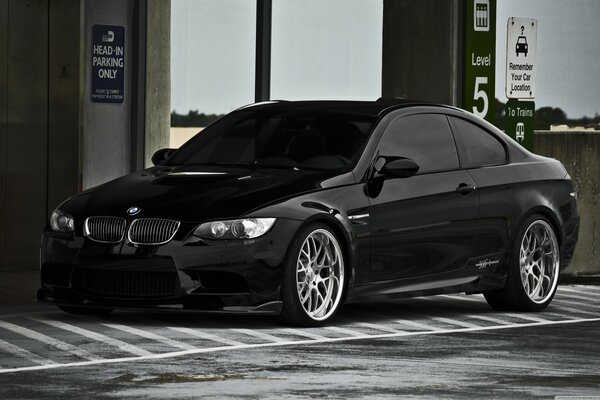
62 165 352 222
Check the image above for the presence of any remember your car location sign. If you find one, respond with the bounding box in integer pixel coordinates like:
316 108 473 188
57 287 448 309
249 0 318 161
463 0 496 123
505 17 537 99
91 25 124 103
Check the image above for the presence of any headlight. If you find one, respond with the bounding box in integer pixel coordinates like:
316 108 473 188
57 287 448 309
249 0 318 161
50 209 75 233
194 218 276 239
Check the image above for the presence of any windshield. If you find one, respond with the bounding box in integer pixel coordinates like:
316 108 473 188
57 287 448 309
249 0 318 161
166 108 376 171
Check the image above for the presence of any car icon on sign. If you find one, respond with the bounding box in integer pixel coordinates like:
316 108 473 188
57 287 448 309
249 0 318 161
516 36 528 57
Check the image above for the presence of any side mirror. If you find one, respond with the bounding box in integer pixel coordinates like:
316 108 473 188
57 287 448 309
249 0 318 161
151 148 175 166
379 157 419 178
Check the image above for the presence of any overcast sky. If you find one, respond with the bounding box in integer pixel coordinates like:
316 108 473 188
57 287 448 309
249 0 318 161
171 0 600 118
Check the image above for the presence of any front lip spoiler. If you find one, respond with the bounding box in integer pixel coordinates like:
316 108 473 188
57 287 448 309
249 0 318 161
38 290 283 315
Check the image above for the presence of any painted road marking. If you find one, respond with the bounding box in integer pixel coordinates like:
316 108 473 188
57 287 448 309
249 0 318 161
0 320 101 361
560 287 600 298
394 319 438 331
32 318 153 357
231 328 287 343
556 298 600 309
168 327 245 347
551 305 600 317
1 317 598 375
102 323 196 351
437 294 483 303
466 314 513 325
430 316 481 329
558 293 600 304
357 322 406 334
503 313 551 323
0 289 599 374
279 328 328 341
325 326 368 337
0 338 55 366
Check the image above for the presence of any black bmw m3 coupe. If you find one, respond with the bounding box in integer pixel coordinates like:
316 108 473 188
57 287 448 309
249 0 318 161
39 100 580 326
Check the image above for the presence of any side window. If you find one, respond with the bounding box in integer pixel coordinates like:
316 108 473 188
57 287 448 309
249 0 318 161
449 117 507 168
378 114 459 174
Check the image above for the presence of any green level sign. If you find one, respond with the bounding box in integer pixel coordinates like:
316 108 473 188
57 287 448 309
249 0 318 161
505 100 535 151
463 0 496 124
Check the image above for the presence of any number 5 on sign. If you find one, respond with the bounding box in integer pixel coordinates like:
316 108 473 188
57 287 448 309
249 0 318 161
473 77 489 118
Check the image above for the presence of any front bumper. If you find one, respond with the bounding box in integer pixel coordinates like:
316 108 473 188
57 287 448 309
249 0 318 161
39 218 302 314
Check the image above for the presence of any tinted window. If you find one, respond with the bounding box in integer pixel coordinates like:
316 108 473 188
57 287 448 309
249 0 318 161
378 114 459 173
167 109 375 171
449 117 506 168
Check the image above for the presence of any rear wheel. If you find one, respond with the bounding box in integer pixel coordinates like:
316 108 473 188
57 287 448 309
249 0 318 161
279 224 346 326
484 214 560 311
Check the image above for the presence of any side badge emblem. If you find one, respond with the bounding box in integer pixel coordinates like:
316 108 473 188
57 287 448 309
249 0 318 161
127 206 141 216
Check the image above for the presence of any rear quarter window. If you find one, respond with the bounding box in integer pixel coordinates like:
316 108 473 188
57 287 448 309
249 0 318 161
449 117 507 168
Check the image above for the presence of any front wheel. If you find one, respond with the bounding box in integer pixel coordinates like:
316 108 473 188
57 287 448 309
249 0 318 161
484 215 560 311
279 224 346 326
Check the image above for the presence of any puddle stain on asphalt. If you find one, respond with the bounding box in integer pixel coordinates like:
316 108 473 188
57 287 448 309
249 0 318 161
107 372 246 384
500 374 600 388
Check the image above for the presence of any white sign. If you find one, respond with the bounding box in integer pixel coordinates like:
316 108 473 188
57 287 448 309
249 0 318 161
505 17 537 99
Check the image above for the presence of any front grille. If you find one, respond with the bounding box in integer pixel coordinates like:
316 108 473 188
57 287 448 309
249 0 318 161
73 269 178 298
127 218 180 245
85 217 127 243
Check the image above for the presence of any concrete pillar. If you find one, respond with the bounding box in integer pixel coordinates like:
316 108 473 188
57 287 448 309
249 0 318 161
382 0 462 105
145 0 171 166
82 0 134 189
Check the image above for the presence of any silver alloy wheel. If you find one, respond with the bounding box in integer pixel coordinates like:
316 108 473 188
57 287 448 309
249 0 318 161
519 219 560 304
296 229 344 321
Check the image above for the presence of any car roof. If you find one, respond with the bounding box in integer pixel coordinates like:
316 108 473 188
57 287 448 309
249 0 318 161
236 99 458 118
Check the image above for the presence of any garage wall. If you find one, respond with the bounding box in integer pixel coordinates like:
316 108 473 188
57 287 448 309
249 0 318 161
3 0 49 271
535 131 600 276
0 0 6 272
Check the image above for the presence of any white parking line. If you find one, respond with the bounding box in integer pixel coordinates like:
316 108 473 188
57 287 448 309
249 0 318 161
503 313 551 323
556 298 600 309
357 322 406 334
279 328 328 341
430 316 481 329
558 293 600 304
394 319 438 331
168 327 245 346
0 338 56 366
230 328 287 343
325 326 369 337
102 323 196 351
2 317 598 375
560 287 600 298
551 305 600 317
0 321 101 361
437 294 483 303
33 319 153 357
466 314 513 325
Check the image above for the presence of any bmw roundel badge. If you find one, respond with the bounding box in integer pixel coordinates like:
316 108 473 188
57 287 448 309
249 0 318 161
127 206 141 216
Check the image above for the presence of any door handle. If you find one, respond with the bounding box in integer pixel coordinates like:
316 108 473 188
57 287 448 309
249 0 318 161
456 183 476 194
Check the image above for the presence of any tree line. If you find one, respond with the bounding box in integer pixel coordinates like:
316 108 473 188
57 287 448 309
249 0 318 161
171 110 223 127
172 104 600 131
494 99 600 130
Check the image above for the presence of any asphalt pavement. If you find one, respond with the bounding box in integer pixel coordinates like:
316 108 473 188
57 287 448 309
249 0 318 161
0 285 599 399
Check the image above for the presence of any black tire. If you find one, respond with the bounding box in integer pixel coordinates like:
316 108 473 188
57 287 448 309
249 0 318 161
484 214 560 312
278 223 346 327
58 306 113 316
